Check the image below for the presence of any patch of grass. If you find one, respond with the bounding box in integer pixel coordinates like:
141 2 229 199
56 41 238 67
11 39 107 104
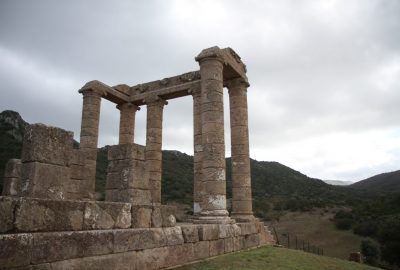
267 209 370 259
174 246 380 270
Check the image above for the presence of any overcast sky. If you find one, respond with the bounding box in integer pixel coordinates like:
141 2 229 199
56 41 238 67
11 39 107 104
1 0 399 182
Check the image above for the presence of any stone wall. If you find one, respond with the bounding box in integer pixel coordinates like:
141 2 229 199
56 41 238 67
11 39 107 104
0 208 274 270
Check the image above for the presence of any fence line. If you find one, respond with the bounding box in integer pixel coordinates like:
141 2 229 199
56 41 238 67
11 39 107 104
272 227 324 256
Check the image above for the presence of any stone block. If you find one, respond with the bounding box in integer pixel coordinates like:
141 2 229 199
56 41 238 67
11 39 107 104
244 234 260 249
70 164 90 180
0 196 17 233
151 206 162 228
209 239 225 256
198 224 219 241
113 228 166 252
165 243 194 267
83 201 131 229
160 205 177 227
126 189 152 205
32 231 113 264
224 237 234 253
193 240 210 260
4 158 21 178
108 143 145 161
20 162 70 200
21 124 73 166
231 223 242 236
2 177 21 196
233 236 244 251
70 149 85 165
136 246 169 270
131 205 152 228
237 222 257 235
15 198 84 232
0 233 32 268
164 226 184 246
181 225 199 243
218 224 234 238
50 252 135 270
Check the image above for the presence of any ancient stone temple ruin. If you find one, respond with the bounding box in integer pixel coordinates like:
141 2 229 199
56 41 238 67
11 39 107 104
0 46 274 270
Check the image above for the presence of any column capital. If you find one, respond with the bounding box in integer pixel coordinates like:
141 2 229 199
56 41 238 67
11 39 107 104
78 80 107 97
116 102 140 111
144 95 168 106
195 46 224 64
225 77 250 90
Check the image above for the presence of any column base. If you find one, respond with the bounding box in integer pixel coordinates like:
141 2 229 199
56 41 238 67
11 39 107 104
192 209 235 224
230 213 257 222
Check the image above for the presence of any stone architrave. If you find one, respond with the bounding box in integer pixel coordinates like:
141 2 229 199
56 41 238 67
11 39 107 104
227 78 255 222
78 87 104 196
192 88 203 215
145 95 167 205
117 103 139 145
195 47 232 224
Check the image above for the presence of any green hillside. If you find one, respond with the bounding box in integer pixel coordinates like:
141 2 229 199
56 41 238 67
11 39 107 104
350 170 400 193
175 246 380 270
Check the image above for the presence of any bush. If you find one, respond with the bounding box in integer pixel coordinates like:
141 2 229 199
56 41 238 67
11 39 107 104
353 220 378 237
335 218 353 230
361 239 379 266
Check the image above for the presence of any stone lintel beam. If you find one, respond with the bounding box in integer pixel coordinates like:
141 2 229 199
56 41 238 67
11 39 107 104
130 79 201 106
221 48 249 83
79 80 130 105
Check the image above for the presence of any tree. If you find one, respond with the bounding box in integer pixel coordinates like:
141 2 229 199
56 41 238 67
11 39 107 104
361 239 379 266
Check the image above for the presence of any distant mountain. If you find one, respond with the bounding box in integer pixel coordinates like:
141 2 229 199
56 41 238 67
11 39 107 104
350 170 400 193
323 180 353 186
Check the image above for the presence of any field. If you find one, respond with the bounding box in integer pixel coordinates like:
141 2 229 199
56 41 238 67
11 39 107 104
266 208 371 259
174 246 380 270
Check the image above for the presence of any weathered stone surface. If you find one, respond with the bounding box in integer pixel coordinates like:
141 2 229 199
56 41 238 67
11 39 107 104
108 143 145 161
224 237 234 253
131 205 152 228
20 162 70 200
181 225 199 243
32 231 113 264
164 226 184 246
2 159 21 196
165 243 194 267
83 201 131 229
233 236 244 251
50 251 135 270
0 233 32 268
237 222 257 235
113 228 166 252
160 205 177 227
198 224 220 241
244 233 260 249
209 239 225 256
136 246 168 270
0 196 17 233
193 240 210 260
151 206 162 228
15 198 84 232
21 124 73 166
218 224 234 238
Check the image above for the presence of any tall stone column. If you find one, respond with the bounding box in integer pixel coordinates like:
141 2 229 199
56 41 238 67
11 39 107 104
145 96 167 205
192 87 203 215
117 103 139 144
78 88 103 196
195 47 232 223
227 78 255 222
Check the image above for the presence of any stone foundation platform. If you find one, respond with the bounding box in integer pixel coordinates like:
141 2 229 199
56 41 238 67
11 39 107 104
0 197 274 270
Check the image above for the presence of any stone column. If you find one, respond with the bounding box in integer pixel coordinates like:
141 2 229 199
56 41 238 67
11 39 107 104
117 103 139 144
145 96 167 205
227 78 255 222
192 87 203 215
195 47 232 223
78 88 103 196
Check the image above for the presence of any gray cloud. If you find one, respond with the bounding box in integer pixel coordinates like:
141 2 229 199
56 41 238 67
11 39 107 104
1 0 399 181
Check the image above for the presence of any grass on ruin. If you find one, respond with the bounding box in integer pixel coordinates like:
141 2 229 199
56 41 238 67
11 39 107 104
174 246 380 270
